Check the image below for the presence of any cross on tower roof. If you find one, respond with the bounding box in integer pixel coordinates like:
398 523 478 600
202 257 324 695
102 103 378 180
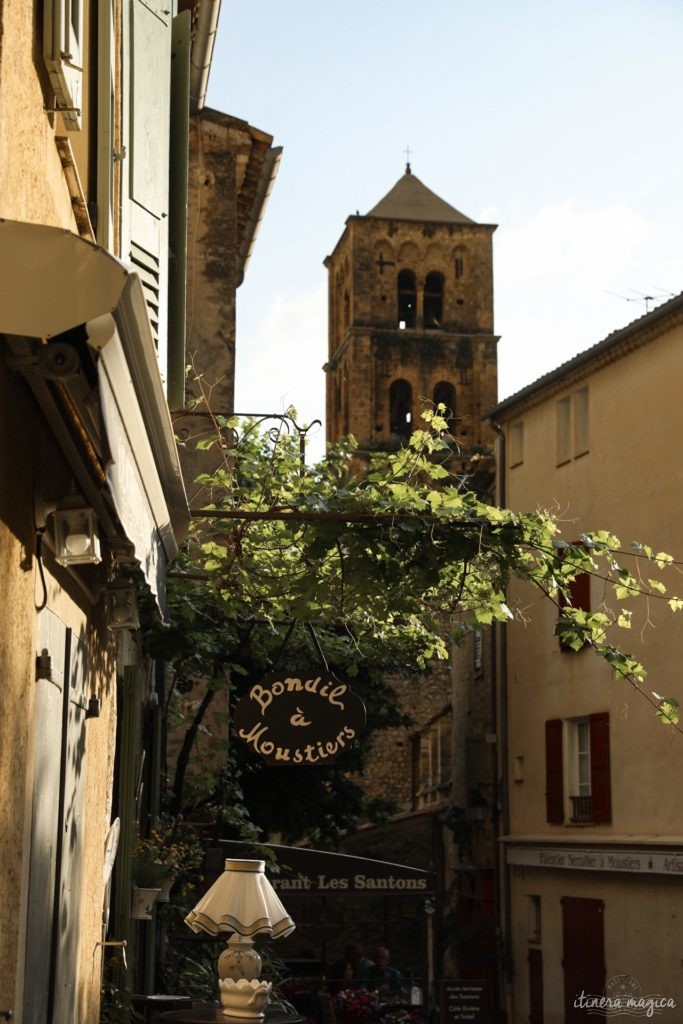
404 145 412 174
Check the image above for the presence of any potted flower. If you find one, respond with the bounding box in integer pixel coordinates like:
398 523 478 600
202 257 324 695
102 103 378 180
136 816 205 905
332 988 377 1024
132 838 167 919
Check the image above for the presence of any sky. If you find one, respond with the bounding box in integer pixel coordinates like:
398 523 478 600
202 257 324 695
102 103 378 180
206 0 683 461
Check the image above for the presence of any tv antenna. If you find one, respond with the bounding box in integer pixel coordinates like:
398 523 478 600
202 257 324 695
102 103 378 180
605 287 673 314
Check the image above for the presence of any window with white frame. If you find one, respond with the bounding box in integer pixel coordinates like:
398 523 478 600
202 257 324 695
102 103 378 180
568 717 591 822
44 0 84 131
545 713 611 825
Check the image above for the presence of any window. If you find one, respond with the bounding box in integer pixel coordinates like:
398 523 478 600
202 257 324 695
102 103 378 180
424 271 444 327
389 379 413 438
433 381 456 421
413 712 452 809
557 387 590 465
557 542 591 652
455 256 464 279
44 0 84 131
397 270 417 328
510 420 524 467
545 713 611 825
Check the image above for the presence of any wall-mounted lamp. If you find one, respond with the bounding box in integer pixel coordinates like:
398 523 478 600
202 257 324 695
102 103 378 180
106 579 139 630
54 506 101 566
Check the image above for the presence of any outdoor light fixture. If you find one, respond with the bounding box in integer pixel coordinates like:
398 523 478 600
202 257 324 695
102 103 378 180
185 858 295 1019
106 578 140 630
54 506 101 566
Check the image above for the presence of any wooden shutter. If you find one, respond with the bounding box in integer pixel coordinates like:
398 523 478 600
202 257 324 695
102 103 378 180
23 610 66 1021
23 615 88 1024
558 542 591 651
568 572 590 612
545 719 564 823
167 9 191 410
52 632 88 1023
121 0 172 368
589 712 611 824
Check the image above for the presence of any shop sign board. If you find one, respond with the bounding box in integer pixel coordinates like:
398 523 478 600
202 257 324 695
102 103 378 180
233 673 366 766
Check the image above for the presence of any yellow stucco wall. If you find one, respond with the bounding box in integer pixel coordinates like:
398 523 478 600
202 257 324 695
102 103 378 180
0 3 118 1020
0 1 82 229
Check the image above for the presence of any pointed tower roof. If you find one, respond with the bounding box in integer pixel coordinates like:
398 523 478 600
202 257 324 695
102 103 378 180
365 166 475 224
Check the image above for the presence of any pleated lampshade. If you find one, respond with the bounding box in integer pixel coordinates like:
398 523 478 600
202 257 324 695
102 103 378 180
185 859 295 938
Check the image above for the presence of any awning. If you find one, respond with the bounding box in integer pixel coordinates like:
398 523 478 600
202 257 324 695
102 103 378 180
209 841 437 895
0 219 130 338
0 219 189 606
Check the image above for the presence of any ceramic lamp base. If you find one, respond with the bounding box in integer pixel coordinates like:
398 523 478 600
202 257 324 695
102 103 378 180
219 978 272 1020
218 934 263 982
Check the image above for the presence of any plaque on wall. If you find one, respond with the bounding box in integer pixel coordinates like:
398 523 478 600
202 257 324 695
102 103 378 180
439 981 489 1023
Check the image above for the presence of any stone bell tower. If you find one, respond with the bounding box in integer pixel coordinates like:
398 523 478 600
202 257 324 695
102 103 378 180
323 164 498 471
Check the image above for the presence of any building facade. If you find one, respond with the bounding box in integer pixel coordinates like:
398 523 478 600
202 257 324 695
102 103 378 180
489 294 683 1023
0 1 228 1019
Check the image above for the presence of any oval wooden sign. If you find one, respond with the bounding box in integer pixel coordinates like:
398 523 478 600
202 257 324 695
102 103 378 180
233 674 366 765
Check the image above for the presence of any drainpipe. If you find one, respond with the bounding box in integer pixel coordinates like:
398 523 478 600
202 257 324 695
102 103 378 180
488 418 512 1015
190 0 222 113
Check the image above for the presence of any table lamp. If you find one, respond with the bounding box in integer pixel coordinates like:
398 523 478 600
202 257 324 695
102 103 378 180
185 858 295 1019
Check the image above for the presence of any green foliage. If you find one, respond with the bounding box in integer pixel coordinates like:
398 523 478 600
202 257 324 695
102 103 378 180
184 411 680 701
151 406 683 843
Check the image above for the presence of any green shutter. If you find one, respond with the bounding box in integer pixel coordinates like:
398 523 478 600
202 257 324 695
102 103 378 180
167 10 191 411
23 610 66 1021
52 632 88 1023
121 0 172 369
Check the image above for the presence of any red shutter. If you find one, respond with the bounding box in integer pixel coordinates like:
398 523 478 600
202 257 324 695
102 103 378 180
568 571 591 612
590 713 611 823
545 719 564 823
558 544 591 651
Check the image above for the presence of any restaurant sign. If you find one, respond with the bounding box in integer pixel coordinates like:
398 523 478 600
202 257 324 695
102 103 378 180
208 842 436 895
233 673 366 765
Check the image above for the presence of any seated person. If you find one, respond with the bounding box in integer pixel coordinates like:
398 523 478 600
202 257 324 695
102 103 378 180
330 942 374 990
366 946 402 996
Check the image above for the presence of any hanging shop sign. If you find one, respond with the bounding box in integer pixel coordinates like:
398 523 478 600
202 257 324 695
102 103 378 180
233 673 366 766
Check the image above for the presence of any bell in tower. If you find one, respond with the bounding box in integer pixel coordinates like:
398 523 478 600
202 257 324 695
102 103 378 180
323 163 498 487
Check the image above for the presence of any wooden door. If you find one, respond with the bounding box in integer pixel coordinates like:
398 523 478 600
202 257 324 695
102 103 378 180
528 947 543 1024
562 897 605 1023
